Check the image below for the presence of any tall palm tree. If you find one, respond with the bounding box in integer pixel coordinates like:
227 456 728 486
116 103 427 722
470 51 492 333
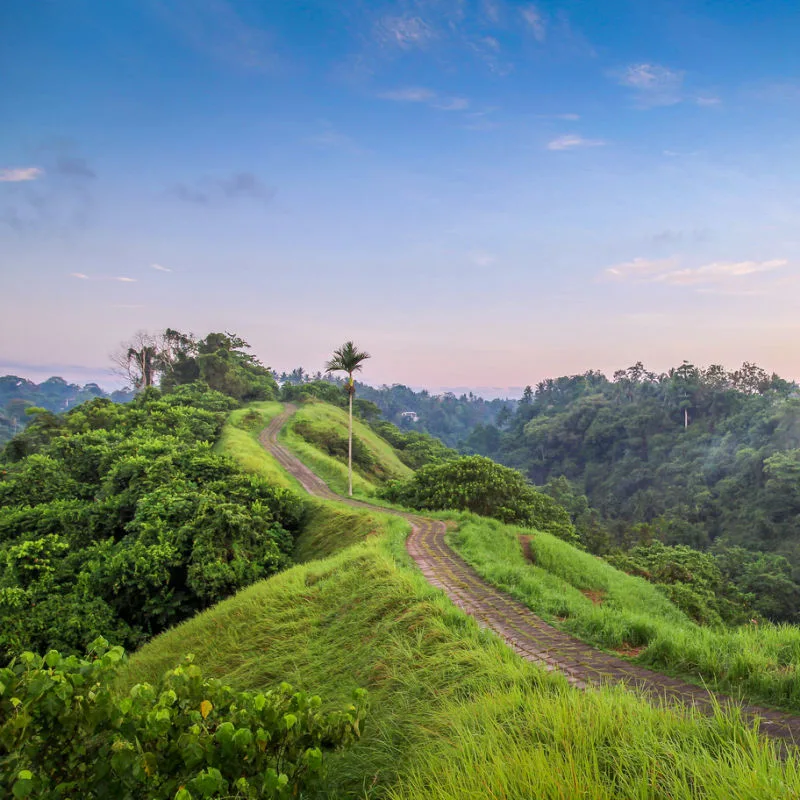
325 341 371 496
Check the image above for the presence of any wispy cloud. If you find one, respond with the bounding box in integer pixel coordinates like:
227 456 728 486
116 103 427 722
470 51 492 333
0 167 44 182
55 156 95 178
613 63 684 107
67 273 137 282
520 5 546 42
379 87 469 112
604 257 681 280
375 15 435 49
604 256 789 288
152 0 278 72
1 144 96 233
150 263 172 272
656 260 787 287
168 171 274 205
694 95 722 107
547 134 605 151
537 113 580 121
379 87 436 103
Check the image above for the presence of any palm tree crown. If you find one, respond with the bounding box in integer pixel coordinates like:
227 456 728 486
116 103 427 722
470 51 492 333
325 341 371 391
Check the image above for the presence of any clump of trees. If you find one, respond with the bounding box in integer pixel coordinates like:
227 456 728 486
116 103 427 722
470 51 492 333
382 455 579 543
0 384 303 661
1 639 365 799
115 330 278 402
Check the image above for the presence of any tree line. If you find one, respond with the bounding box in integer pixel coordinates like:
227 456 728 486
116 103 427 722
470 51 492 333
464 361 800 622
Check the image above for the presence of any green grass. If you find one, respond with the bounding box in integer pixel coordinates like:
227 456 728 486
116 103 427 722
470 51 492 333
293 500 391 563
280 401 412 498
121 509 800 799
214 401 299 490
450 516 800 712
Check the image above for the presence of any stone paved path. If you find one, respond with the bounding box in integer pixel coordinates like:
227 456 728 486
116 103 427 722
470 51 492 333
262 405 800 747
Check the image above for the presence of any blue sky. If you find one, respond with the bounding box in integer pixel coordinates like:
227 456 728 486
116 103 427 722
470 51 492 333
1 0 799 393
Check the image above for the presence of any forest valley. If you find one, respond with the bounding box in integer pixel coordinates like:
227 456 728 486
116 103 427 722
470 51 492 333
2 330 800 796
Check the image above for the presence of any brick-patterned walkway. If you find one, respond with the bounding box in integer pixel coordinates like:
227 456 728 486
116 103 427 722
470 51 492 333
262 406 800 746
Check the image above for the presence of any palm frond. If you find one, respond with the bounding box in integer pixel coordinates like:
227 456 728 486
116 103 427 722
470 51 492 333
325 341 371 375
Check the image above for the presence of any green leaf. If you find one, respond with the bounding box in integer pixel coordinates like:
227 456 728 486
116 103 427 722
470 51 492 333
44 651 60 668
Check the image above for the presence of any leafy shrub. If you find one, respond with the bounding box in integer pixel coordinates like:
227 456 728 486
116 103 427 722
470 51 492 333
605 542 752 625
0 390 304 661
369 419 457 469
0 639 366 799
382 455 579 543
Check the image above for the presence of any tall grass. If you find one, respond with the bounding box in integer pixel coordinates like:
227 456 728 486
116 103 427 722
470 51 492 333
122 511 800 799
213 401 298 489
280 401 412 497
451 516 800 711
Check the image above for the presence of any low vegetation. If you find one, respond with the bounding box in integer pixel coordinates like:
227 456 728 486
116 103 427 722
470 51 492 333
119 508 800 800
450 518 800 711
281 402 412 496
214 402 297 490
1 638 365 799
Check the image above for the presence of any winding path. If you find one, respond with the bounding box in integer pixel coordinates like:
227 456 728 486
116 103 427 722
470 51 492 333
262 405 800 747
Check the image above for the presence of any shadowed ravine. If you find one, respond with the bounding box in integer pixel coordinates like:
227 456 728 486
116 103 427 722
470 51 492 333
261 404 800 747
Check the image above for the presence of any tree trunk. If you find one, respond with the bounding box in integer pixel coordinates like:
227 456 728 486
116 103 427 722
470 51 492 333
348 388 353 496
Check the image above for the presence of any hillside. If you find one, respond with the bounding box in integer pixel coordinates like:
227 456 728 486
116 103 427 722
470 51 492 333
280 400 413 496
464 362 800 622
7 387 800 797
119 411 800 798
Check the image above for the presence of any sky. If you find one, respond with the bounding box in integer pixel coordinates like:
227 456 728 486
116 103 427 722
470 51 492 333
1 0 799 395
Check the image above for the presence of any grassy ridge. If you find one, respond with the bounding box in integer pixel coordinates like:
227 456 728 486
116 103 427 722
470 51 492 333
122 515 800 799
213 401 298 489
280 401 412 497
451 519 800 711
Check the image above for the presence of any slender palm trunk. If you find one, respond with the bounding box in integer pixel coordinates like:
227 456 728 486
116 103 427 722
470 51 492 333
348 388 353 496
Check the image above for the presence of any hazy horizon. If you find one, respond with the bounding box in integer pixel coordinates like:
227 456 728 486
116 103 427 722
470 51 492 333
2 0 799 385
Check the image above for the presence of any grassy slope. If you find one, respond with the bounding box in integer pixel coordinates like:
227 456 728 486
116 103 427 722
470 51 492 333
451 519 800 711
122 515 799 799
222 401 800 712
280 401 412 498
213 401 298 490
119 404 800 797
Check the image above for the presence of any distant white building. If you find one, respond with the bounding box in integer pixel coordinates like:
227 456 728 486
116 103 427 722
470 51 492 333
400 411 419 423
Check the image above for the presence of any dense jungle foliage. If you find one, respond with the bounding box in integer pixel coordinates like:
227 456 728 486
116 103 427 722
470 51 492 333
466 361 800 622
0 384 303 662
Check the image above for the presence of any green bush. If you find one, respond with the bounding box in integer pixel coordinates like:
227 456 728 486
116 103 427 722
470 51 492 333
0 639 366 799
0 391 304 661
382 455 579 542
